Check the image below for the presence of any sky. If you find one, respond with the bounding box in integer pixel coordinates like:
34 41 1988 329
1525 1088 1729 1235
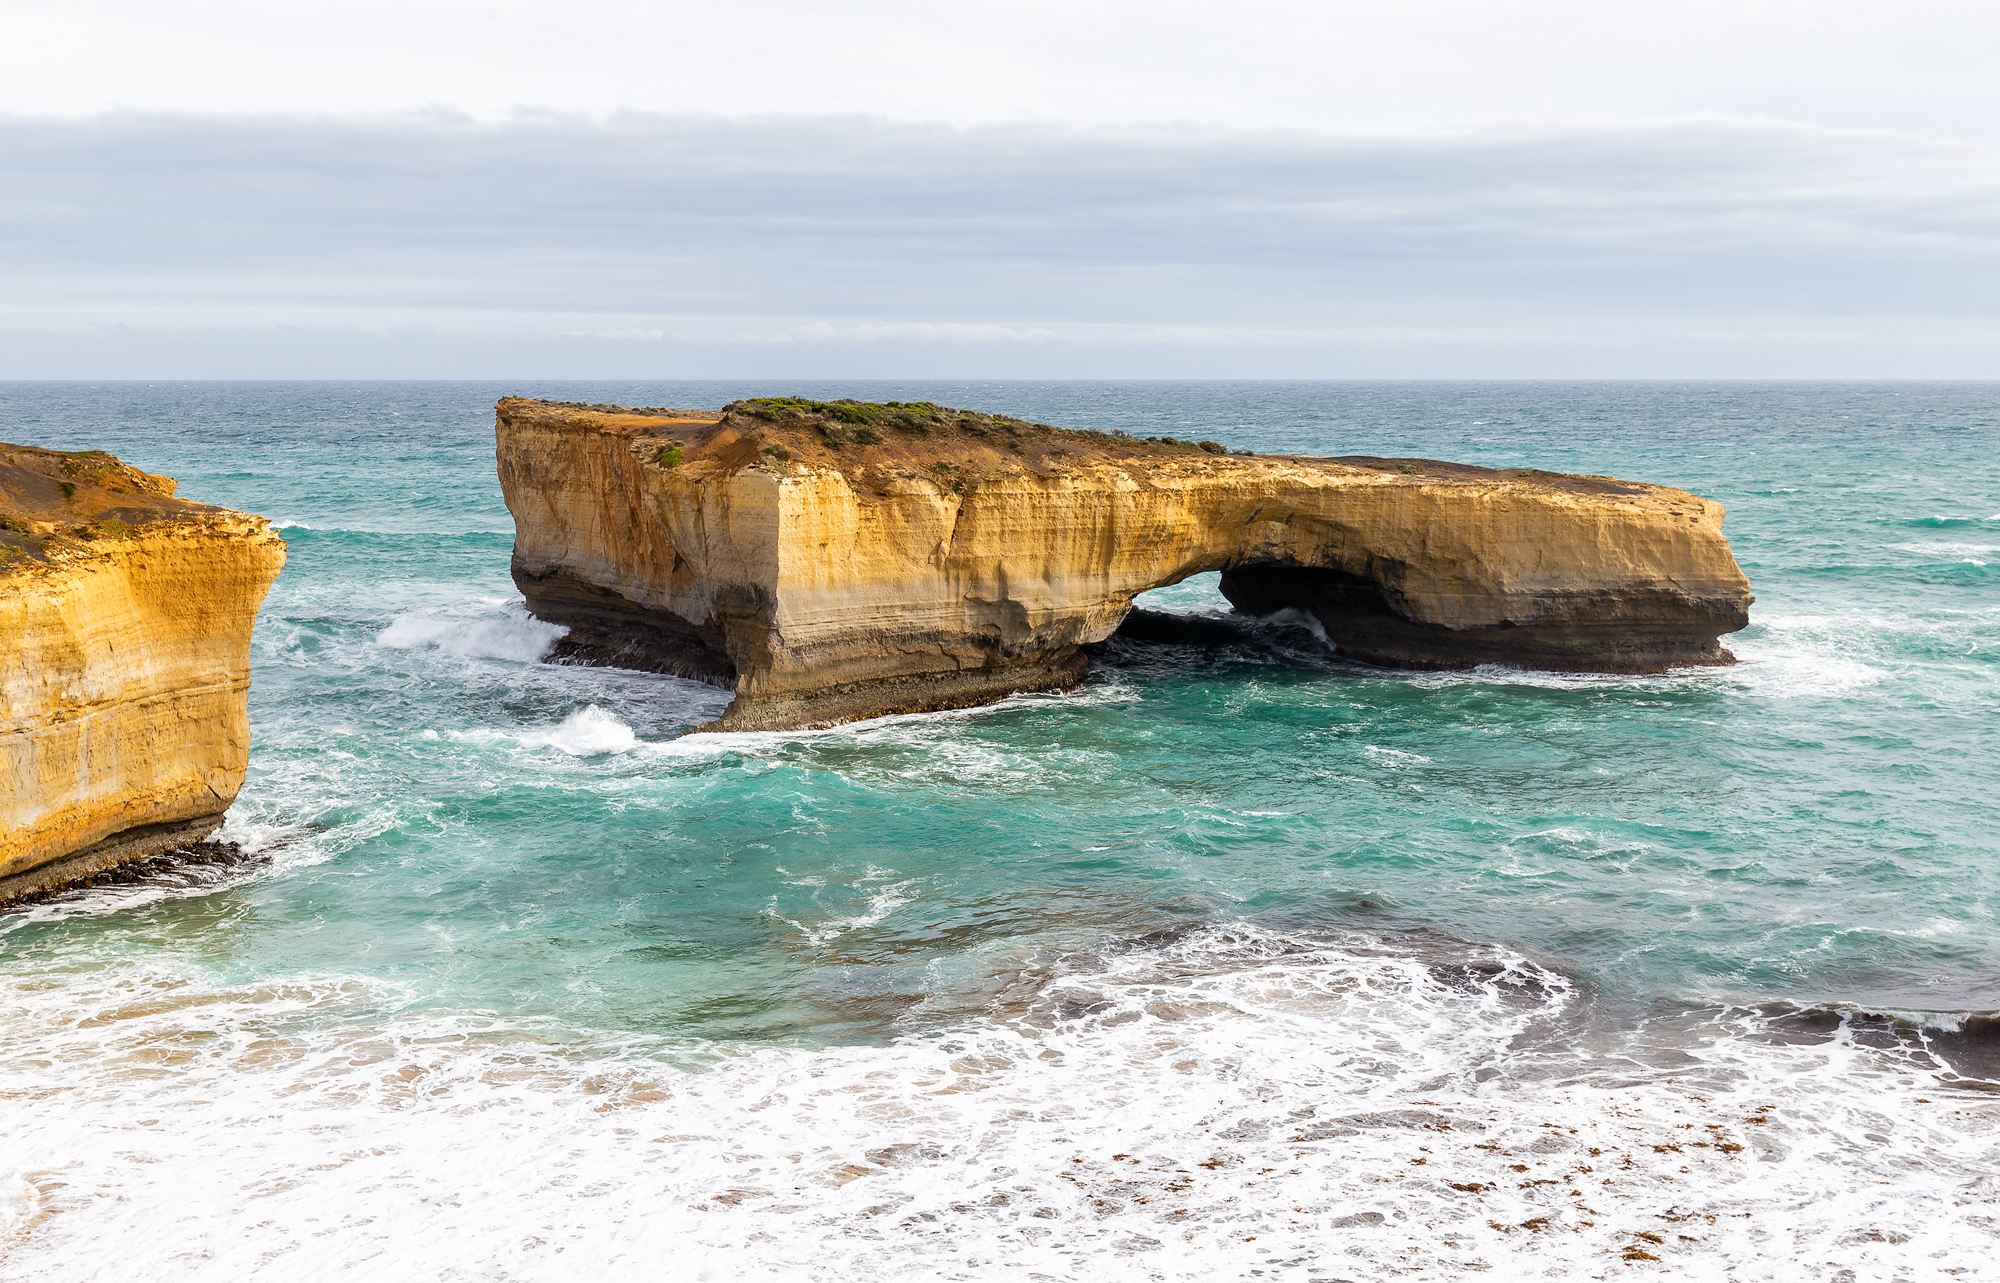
3 0 1997 378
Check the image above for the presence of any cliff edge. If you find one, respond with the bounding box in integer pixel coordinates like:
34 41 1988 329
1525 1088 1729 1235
2 445 286 902
496 397 1752 732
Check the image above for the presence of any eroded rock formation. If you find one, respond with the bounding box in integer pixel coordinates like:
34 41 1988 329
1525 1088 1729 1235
497 397 1752 732
2 445 286 902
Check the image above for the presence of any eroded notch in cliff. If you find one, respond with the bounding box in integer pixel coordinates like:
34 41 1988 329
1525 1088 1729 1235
1214 563 1739 674
513 562 738 689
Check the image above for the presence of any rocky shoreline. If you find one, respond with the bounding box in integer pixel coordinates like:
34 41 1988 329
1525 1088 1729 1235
0 837 266 910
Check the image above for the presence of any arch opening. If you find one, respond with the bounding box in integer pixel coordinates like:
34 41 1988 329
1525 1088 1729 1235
1114 559 1743 675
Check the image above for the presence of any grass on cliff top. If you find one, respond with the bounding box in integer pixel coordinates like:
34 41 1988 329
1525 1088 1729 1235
514 399 1643 494
517 396 1239 456
0 516 140 571
0 445 203 577
725 397 1236 456
535 401 696 417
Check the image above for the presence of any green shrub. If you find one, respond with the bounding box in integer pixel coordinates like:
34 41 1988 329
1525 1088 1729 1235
657 445 685 467
733 396 949 433
706 395 1226 460
57 481 76 504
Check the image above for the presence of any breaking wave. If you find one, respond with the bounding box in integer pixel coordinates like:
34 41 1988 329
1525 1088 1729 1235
1 924 1992 1280
376 599 568 664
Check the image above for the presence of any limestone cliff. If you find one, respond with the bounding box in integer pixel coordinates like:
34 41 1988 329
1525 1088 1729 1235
1 445 286 902
497 397 1752 732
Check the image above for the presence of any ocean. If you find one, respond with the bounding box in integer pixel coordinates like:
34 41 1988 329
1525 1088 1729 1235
1 380 1995 1280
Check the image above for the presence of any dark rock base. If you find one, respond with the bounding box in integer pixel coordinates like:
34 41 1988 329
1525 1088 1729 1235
0 817 246 907
698 652 1090 733
1218 566 1747 674
515 562 737 687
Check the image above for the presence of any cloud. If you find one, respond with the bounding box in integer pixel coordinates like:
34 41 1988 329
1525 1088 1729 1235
9 2 2000 149
2 111 1997 376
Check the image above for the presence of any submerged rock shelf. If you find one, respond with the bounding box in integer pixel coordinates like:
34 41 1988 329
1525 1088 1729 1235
495 397 1753 732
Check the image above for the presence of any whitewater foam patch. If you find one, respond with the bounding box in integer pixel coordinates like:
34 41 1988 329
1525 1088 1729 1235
1723 615 1895 699
0 819 326 932
668 675 1146 763
376 598 567 664
1903 514 2000 529
0 1165 43 1240
1891 540 1999 565
1348 605 1920 703
1724 647 1884 699
1398 614 1889 702
0 924 1992 1281
1399 663 1697 696
512 706 640 756
1262 605 1332 646
768 869 918 946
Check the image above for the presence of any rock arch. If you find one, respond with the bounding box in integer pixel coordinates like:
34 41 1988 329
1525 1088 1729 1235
497 401 1753 732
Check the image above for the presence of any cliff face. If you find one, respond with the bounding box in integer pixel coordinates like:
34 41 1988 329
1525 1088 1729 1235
1 445 286 901
497 398 1752 732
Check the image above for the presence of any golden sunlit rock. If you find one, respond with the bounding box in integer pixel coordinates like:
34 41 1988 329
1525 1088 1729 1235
1 445 286 900
497 397 1751 732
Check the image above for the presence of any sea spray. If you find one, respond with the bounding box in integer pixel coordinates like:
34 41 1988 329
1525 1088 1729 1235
377 598 568 663
516 706 641 756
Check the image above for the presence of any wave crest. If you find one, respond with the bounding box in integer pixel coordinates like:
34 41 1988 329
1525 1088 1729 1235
514 706 639 756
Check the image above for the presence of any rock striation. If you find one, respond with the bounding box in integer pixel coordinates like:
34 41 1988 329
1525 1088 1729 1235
497 397 1753 732
2 445 286 902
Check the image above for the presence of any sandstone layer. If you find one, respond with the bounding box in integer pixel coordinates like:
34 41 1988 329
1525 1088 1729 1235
497 397 1752 732
2 445 286 902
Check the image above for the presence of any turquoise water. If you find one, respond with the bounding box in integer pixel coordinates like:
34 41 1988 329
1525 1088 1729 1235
2 381 1996 1279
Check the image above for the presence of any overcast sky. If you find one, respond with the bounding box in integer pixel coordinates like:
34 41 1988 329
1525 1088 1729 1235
4 0 1997 378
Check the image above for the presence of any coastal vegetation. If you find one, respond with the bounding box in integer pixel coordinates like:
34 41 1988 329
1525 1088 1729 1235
725 397 1236 457
538 401 691 416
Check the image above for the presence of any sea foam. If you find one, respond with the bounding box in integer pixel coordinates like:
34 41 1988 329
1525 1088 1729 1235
515 705 639 756
0 924 1992 1281
376 599 567 663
